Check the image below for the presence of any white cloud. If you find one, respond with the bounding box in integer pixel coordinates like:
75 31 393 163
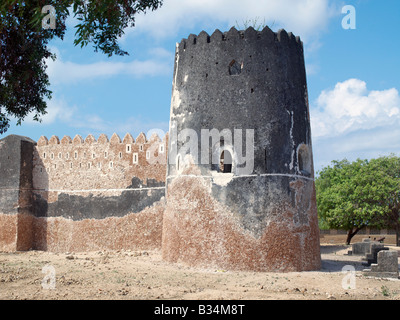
312 125 400 173
24 97 76 125
72 115 169 139
46 47 172 85
22 96 169 140
130 0 337 43
311 79 400 139
310 79 400 171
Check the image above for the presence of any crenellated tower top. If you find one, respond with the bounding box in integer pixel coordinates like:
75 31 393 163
176 26 303 57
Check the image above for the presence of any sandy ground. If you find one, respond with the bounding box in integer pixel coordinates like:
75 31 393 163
0 244 399 300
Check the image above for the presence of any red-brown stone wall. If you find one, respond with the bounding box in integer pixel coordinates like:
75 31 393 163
32 200 165 252
0 132 168 253
0 214 17 252
162 174 321 272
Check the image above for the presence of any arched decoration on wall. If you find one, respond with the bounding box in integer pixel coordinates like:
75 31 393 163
297 144 311 176
211 138 235 174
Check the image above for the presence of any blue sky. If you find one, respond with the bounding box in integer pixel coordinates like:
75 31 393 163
3 0 400 173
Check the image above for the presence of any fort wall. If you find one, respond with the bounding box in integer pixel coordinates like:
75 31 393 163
0 133 168 252
32 132 167 219
0 135 36 251
34 132 167 192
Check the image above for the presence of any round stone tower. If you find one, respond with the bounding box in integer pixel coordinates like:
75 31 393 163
162 26 321 272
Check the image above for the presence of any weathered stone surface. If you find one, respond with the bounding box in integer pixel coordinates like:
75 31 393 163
0 135 35 215
33 200 165 252
162 174 320 272
32 133 168 195
363 243 389 265
163 27 321 272
0 133 167 252
363 250 399 279
0 135 35 251
349 238 375 256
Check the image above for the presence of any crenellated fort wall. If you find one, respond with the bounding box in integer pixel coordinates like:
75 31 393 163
33 132 167 197
0 132 168 252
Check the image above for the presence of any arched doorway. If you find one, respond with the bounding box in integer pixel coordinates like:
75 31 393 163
219 150 232 173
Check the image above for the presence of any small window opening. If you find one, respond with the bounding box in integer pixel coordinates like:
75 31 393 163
229 60 242 75
133 153 138 164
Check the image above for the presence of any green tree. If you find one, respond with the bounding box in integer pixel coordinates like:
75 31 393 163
367 156 400 245
0 0 162 134
316 156 400 245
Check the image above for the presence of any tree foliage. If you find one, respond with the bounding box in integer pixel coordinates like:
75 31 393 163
316 155 400 245
0 0 162 134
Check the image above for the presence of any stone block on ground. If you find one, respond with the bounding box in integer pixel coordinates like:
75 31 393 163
363 250 399 279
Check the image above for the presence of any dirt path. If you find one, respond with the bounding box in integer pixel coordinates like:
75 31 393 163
0 244 399 300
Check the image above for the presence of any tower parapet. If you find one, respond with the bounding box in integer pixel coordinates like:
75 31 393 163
177 26 303 52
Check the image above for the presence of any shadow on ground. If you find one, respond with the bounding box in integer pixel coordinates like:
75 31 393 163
320 244 366 272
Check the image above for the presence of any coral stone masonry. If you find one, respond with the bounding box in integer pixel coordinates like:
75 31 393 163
0 27 321 272
163 26 320 272
0 132 167 252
